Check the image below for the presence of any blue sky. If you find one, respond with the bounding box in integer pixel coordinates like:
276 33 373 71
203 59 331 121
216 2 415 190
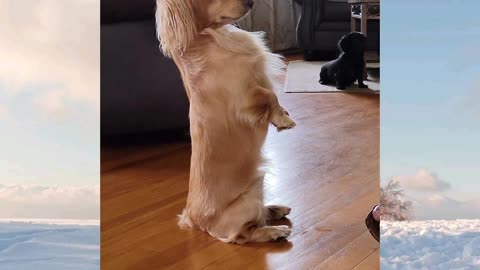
0 0 99 219
381 1 480 219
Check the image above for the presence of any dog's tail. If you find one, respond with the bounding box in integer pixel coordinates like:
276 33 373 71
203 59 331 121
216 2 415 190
178 208 195 229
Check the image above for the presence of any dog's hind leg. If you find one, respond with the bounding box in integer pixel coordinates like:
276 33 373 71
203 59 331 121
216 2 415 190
209 200 291 244
355 65 368 88
243 224 291 243
319 67 330 85
228 219 291 244
207 176 292 244
223 222 291 244
335 71 347 90
212 203 292 244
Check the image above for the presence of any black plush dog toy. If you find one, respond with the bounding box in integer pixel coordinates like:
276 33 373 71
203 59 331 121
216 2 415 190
319 32 368 90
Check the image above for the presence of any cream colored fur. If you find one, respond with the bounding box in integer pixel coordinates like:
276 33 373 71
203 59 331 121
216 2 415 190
156 0 296 244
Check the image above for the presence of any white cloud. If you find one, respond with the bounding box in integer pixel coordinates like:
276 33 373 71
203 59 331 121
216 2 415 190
390 169 479 220
0 0 99 115
0 184 99 220
412 193 480 220
393 169 451 192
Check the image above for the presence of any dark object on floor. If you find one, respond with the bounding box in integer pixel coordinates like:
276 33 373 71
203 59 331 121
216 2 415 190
101 0 189 138
319 32 367 89
294 0 379 61
365 205 380 242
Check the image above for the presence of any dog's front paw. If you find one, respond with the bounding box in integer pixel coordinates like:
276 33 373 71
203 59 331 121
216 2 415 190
272 114 296 132
358 83 369 88
279 106 290 116
336 86 346 90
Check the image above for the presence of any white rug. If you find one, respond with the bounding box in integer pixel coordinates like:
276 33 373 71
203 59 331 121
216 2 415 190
284 60 380 93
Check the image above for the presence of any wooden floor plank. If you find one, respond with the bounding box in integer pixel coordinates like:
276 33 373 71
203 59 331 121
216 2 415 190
353 249 380 270
314 232 379 270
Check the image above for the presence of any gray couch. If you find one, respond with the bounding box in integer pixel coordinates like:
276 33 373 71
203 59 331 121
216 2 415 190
294 0 379 60
101 0 189 137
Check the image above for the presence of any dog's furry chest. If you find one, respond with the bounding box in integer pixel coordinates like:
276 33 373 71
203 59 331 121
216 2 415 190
182 27 283 102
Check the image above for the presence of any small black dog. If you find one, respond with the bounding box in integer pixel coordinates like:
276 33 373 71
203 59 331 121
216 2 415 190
319 32 368 90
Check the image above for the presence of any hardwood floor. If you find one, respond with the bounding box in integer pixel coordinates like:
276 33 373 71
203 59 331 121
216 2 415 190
101 61 380 270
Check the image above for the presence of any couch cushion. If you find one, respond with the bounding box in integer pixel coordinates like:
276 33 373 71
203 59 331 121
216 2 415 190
101 0 156 24
101 20 189 135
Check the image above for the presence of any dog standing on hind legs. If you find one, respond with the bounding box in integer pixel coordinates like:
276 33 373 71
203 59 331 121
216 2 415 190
156 0 296 244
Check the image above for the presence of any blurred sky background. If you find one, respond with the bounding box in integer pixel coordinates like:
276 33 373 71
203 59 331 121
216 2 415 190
382 0 480 220
0 0 99 219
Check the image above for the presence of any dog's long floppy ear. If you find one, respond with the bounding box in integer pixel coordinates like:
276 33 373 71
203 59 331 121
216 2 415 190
339 34 350 53
156 0 197 57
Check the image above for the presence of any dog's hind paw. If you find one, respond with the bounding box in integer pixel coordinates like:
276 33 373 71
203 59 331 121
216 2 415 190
247 225 292 243
269 225 292 241
267 205 291 220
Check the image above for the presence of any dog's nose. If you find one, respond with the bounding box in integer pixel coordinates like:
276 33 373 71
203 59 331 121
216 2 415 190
245 0 254 8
